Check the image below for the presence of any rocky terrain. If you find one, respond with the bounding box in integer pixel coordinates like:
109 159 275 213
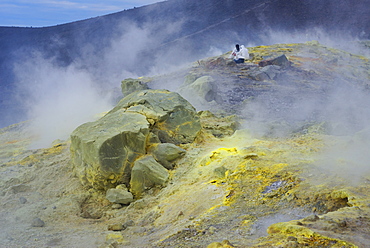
1 41 370 248
1 0 370 128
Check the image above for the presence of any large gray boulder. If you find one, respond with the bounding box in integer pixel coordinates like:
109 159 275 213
70 89 200 190
130 155 169 198
70 110 150 189
179 75 222 105
110 89 201 144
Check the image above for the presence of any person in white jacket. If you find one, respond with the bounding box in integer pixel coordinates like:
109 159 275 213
230 44 249 63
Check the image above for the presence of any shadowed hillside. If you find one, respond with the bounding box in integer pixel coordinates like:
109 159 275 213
1 0 370 128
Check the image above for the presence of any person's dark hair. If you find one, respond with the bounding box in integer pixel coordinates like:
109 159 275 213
235 44 240 52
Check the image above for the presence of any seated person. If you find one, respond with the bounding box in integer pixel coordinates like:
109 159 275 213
230 44 249 63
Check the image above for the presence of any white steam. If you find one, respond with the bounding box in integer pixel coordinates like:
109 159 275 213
12 19 202 149
239 30 370 185
14 52 113 149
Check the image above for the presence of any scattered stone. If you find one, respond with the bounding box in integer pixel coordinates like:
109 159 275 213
207 240 235 248
258 54 291 68
243 153 259 159
111 203 122 209
150 143 186 169
108 223 125 231
19 196 27 204
31 217 45 227
208 226 217 234
106 185 134 205
130 155 169 198
123 220 135 227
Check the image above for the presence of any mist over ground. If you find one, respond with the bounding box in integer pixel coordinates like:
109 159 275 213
1 0 370 149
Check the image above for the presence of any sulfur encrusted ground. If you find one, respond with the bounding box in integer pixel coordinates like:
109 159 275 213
1 41 370 248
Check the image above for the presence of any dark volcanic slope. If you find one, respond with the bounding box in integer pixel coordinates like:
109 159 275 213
1 0 369 127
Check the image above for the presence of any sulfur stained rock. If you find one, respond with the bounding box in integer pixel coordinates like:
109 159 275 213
267 221 357 247
106 185 134 205
130 155 169 198
70 111 149 190
110 89 201 144
199 111 239 138
71 89 200 190
207 240 235 248
150 143 186 169
107 223 125 231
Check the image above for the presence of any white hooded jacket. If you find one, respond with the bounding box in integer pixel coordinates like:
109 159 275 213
230 45 249 60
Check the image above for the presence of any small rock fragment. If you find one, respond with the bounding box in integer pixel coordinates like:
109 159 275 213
151 143 186 169
130 155 169 197
111 203 122 209
207 240 235 248
208 226 217 234
123 220 135 227
19 197 27 204
31 217 45 227
108 223 125 231
106 185 134 205
243 153 258 159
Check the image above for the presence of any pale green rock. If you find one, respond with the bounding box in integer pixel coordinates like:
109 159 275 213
70 110 150 190
71 89 200 190
150 143 186 169
106 186 134 205
130 155 169 198
121 78 149 96
110 89 201 144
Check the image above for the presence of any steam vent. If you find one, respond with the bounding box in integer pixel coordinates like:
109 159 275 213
2 41 370 248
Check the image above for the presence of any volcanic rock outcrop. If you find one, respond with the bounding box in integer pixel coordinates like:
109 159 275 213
70 89 201 192
179 75 222 106
2 41 370 248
